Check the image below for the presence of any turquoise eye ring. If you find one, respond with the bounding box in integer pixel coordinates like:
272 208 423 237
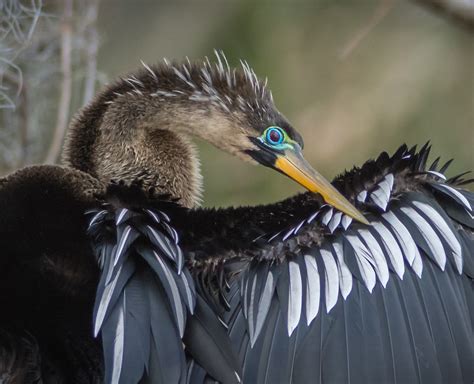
265 127 284 146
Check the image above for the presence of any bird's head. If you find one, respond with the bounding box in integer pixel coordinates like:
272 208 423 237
183 52 368 224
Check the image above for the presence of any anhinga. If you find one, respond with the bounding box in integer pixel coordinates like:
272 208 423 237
0 52 472 384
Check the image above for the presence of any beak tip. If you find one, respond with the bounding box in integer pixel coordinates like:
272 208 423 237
357 215 371 226
348 207 370 225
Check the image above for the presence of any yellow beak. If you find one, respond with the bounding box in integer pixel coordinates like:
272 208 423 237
275 149 369 225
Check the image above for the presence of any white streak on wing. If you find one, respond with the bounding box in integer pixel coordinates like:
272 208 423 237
331 240 353 299
180 272 195 314
293 220 306 235
328 212 342 233
104 245 116 285
304 255 320 326
321 208 333 226
344 235 376 292
116 208 128 225
282 227 296 242
320 249 339 313
427 171 446 180
163 235 178 262
411 201 462 274
357 190 367 203
218 316 228 329
357 229 390 287
147 225 175 261
155 252 186 337
411 251 423 278
162 221 179 244
377 179 391 199
267 231 282 243
382 211 418 266
434 184 472 212
371 187 389 211
95 263 123 336
175 246 184 274
384 173 394 190
288 261 302 336
372 222 405 279
234 371 242 383
253 271 275 346
307 210 320 224
400 206 446 271
341 215 353 230
247 274 258 342
158 210 171 222
242 275 249 319
114 226 132 267
111 293 125 384
88 210 107 228
98 248 106 269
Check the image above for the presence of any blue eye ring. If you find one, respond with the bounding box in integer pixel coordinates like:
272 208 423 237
265 127 284 146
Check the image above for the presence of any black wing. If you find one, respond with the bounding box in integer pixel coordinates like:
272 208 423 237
190 144 474 383
0 165 103 383
88 185 241 384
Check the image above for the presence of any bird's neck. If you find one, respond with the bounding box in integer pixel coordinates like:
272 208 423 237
63 91 207 208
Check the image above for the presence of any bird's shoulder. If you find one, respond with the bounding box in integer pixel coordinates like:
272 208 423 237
0 164 101 225
0 165 103 294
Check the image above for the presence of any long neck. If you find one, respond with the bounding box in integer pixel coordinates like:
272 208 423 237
62 59 268 208
63 85 209 208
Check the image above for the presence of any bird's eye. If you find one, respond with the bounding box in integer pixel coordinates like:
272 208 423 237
264 127 285 146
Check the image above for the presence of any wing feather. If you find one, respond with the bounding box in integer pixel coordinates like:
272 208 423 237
210 145 474 384
88 203 195 383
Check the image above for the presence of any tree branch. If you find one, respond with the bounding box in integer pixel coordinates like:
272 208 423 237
412 0 474 30
45 0 73 164
82 0 100 106
339 0 396 60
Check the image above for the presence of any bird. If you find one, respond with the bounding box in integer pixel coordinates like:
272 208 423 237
0 51 472 384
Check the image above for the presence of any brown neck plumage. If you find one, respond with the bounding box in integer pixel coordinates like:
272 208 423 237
62 85 207 207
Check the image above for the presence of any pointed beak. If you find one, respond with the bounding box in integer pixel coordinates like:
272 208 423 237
274 147 369 225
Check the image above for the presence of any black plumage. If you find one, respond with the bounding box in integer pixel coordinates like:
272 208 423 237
0 53 472 383
190 145 474 384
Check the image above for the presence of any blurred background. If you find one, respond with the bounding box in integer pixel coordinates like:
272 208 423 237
1 0 473 207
